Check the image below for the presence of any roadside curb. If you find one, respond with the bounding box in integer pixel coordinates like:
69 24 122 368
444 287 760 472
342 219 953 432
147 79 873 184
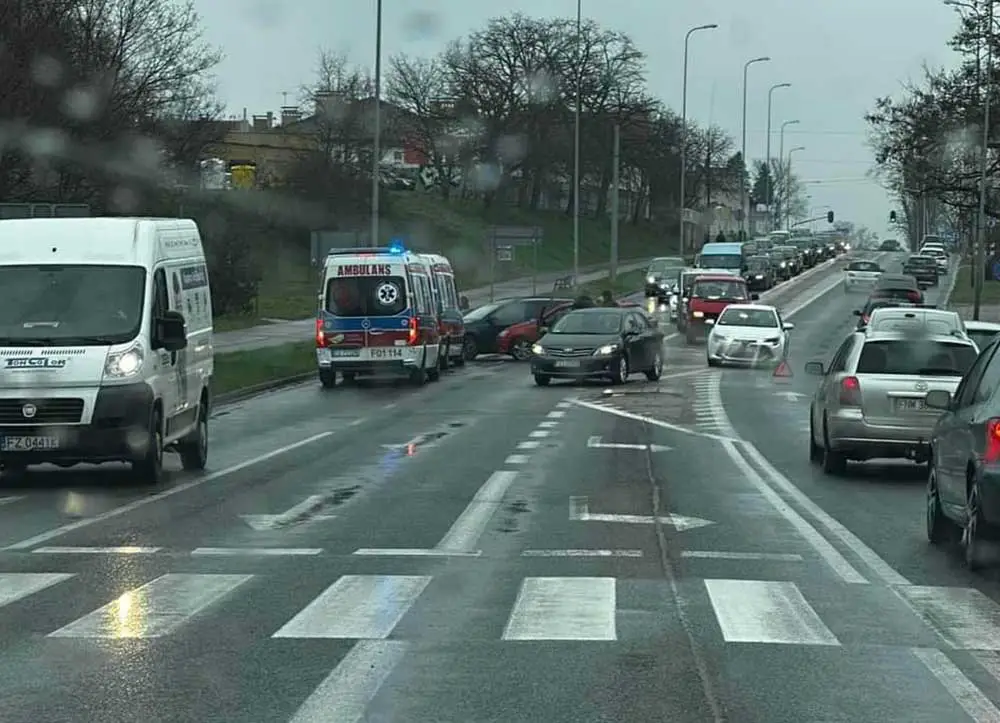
213 372 315 407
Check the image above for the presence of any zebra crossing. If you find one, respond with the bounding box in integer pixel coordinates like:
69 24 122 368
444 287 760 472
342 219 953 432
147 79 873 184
3 569 1000 651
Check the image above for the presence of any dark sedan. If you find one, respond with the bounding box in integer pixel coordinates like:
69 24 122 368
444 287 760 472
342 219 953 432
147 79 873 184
531 307 664 385
902 254 940 288
743 255 774 291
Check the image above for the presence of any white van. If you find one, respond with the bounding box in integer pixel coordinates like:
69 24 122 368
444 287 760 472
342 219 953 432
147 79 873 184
0 217 213 482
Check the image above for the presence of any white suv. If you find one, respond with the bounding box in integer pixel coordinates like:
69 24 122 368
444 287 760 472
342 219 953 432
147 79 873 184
865 307 966 338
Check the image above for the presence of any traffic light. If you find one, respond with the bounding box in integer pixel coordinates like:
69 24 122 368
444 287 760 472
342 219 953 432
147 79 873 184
889 210 897 222
827 210 834 223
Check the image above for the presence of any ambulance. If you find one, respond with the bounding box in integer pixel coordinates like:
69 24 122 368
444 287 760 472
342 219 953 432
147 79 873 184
316 243 442 387
418 253 465 369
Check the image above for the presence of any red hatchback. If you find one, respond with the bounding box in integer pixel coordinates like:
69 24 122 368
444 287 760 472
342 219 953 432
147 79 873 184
498 301 575 360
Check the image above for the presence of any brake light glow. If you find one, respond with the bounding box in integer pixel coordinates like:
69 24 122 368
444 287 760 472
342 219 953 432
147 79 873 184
315 318 326 347
839 375 862 406
986 419 1000 464
408 316 419 345
907 290 920 302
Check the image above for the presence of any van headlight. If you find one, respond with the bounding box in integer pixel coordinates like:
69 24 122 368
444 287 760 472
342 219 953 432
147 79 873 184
105 346 144 378
594 344 619 356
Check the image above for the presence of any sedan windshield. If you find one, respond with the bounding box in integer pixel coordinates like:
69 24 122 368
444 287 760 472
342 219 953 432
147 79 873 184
550 311 623 334
717 308 778 327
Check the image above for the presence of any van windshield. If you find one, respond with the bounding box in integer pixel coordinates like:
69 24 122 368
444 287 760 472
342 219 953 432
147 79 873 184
0 265 145 344
699 253 742 270
325 276 408 316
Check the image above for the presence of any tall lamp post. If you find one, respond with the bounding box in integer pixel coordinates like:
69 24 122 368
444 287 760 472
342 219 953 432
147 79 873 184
370 0 383 246
777 119 799 228
785 146 805 230
572 0 582 284
678 23 718 256
764 83 791 228
740 56 770 239
976 0 993 320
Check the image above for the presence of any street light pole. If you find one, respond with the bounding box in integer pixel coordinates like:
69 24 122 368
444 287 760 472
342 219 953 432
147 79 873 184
740 56 770 239
975 0 993 320
777 119 799 229
678 23 718 257
785 146 805 230
572 0 582 285
765 83 790 228
370 0 383 246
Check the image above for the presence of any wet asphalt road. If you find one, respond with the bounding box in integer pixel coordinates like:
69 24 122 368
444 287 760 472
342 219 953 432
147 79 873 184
2 252 997 722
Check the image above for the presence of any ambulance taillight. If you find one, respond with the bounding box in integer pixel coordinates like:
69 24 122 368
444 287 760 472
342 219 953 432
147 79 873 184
315 318 327 347
407 316 419 345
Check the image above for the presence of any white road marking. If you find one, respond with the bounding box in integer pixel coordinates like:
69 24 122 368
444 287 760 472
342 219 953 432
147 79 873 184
0 573 74 609
504 454 530 464
273 575 430 639
538 420 558 428
586 435 672 452
704 579 840 646
556 401 571 408
546 410 566 418
569 496 712 530
241 494 333 531
897 586 1000 650
502 577 616 641
521 549 642 557
49 573 252 638
348 418 366 427
681 551 803 562
289 640 407 723
0 496 23 506
4 431 335 551
33 546 161 555
571 398 739 442
912 648 1000 722
353 548 481 557
738 441 911 586
517 440 541 450
191 548 323 556
529 429 550 438
721 440 867 584
435 470 518 552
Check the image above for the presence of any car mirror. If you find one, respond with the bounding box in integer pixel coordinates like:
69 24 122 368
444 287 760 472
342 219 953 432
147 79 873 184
538 326 549 336
925 389 952 410
782 322 794 331
804 361 825 376
155 310 187 352
852 309 862 316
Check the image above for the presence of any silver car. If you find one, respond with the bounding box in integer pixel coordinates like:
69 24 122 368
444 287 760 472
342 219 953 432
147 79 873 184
806 330 979 474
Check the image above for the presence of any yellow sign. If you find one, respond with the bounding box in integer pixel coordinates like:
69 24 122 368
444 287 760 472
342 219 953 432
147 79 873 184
230 164 256 189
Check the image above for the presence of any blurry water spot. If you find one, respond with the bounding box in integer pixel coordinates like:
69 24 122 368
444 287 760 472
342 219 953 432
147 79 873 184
32 55 63 87
23 129 68 158
62 85 100 121
110 186 140 213
527 70 557 103
468 162 502 192
495 134 527 163
249 0 283 26
129 136 164 171
402 10 440 41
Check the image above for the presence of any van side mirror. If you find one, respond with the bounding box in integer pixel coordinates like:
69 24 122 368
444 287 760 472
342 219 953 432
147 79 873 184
852 309 862 316
804 361 825 376
155 310 187 352
538 326 549 336
925 390 952 410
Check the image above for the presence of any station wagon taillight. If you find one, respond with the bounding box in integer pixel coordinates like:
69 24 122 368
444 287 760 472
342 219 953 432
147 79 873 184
408 316 419 345
985 419 1000 464
839 375 862 406
315 318 326 348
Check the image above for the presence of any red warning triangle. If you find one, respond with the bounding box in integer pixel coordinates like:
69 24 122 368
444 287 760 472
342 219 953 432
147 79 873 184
773 360 793 378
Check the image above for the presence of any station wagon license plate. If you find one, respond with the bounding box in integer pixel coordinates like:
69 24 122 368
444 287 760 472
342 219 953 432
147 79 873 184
555 360 580 368
894 398 926 412
370 347 403 359
1 436 59 451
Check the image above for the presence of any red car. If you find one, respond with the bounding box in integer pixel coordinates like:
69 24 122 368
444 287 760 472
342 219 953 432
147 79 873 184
685 275 756 343
498 298 642 360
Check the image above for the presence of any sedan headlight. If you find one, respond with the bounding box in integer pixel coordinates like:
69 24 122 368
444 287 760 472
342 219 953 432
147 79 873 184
594 344 619 356
764 337 781 345
692 310 704 318
646 275 655 284
104 345 144 379
780 261 787 267
531 343 544 355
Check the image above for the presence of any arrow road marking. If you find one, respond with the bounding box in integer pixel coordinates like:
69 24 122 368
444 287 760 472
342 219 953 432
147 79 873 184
775 391 809 401
586 436 672 452
569 496 712 531
241 495 336 531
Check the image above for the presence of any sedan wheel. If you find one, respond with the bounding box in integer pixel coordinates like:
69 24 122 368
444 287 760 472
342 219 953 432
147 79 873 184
645 351 662 381
964 481 988 570
611 356 628 385
926 465 955 544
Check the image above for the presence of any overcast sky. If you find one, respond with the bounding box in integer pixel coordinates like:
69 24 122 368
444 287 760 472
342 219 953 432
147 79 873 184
192 0 962 235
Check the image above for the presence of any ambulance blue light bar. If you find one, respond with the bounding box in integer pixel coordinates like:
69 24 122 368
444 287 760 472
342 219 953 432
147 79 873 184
326 246 407 257
388 239 406 254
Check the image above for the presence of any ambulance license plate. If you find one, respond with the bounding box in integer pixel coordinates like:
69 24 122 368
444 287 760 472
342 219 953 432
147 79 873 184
370 348 403 359
1 436 59 451
330 349 360 357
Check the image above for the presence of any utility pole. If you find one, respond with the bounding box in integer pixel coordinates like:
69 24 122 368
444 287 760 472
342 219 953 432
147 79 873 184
572 0 582 285
370 0 383 246
974 0 993 320
611 123 620 281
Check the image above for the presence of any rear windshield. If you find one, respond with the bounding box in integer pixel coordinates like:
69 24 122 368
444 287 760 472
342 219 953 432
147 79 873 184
848 261 880 272
325 276 408 316
872 288 921 303
778 247 796 258
856 340 977 376
906 256 936 266
649 258 683 274
691 279 747 300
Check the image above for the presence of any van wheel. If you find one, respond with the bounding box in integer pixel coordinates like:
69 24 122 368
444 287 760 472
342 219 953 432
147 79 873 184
427 353 441 382
410 363 427 386
177 400 208 471
439 344 450 371
132 407 164 484
319 369 337 389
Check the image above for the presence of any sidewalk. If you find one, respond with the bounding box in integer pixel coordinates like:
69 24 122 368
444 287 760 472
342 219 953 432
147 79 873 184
215 260 649 353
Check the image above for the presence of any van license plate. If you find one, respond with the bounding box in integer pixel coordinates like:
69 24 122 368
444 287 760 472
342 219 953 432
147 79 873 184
555 360 580 368
330 349 360 357
894 398 926 412
1 436 59 451
370 348 403 359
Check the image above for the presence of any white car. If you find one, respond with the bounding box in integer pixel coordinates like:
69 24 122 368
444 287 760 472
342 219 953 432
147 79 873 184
865 307 966 338
920 246 949 273
707 303 794 367
963 320 1000 352
843 259 883 292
